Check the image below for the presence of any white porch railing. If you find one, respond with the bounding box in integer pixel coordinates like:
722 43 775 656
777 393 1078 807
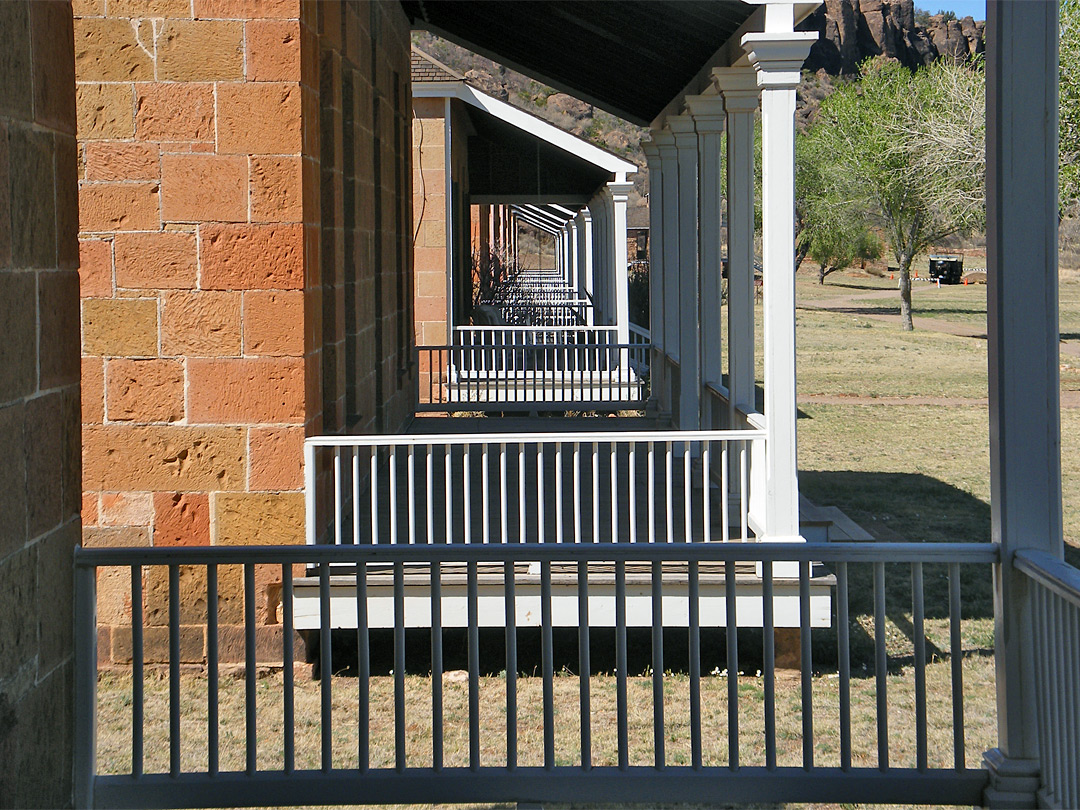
628 322 650 375
304 430 760 546
416 327 648 411
1014 549 1080 809
74 541 1000 809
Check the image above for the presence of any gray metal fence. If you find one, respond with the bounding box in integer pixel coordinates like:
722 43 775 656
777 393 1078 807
75 541 998 809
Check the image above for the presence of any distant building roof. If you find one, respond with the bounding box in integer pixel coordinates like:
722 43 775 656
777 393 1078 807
411 46 465 83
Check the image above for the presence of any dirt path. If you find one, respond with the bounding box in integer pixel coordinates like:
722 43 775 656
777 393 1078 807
801 391 1080 407
802 287 1080 356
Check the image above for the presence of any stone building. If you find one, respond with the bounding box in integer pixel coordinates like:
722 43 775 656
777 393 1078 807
73 1 415 665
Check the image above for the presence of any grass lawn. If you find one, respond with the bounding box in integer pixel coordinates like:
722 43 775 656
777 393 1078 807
94 266 1080 810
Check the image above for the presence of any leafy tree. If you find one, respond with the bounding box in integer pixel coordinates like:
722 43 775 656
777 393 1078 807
804 57 984 329
1062 0 1080 213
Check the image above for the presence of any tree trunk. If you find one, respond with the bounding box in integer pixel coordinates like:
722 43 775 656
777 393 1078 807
898 253 914 331
817 263 827 284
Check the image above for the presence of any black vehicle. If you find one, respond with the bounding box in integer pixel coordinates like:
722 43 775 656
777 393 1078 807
928 254 964 284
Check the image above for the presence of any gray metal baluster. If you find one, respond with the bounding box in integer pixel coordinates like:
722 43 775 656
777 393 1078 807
726 558 738 769
652 560 665 768
282 565 294 775
837 561 851 772
431 559 443 771
319 562 332 773
357 561 369 772
394 561 406 772
874 561 888 770
542 560 555 770
616 558 628 770
245 564 257 776
949 562 964 769
169 564 180 779
208 563 219 777
912 562 928 771
800 560 813 770
689 558 702 770
505 560 517 770
762 560 776 771
132 565 144 779
579 560 591 769
468 560 480 770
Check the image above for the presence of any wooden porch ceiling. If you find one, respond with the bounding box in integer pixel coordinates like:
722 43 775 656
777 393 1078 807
400 1 757 126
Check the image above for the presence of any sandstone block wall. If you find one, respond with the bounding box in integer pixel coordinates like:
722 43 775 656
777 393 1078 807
76 0 415 663
0 2 81 806
412 96 447 400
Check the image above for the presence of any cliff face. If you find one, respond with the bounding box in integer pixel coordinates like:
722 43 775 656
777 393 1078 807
800 0 985 75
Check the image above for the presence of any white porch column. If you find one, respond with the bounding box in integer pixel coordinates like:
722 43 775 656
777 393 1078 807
609 181 633 343
686 95 726 427
583 209 594 324
669 114 700 431
574 210 588 304
567 218 579 291
983 2 1061 802
743 29 816 542
595 193 609 324
642 139 664 351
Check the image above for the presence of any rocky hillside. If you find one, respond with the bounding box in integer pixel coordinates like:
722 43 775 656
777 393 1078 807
801 0 984 75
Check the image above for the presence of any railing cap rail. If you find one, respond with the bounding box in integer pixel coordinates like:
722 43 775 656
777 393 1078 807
305 429 764 447
1014 548 1080 608
75 541 999 568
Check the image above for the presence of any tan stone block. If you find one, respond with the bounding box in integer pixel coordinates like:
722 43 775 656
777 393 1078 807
246 19 300 81
160 290 241 356
107 0 193 17
99 491 155 527
114 231 197 289
84 142 158 182
76 82 134 141
195 0 299 18
160 154 246 223
217 625 295 664
249 155 301 223
96 566 133 627
134 82 214 142
144 564 207 626
83 425 247 492
248 426 303 491
413 246 446 274
157 20 244 82
74 17 154 81
82 526 151 547
106 358 184 422
243 290 302 356
213 491 304 545
112 625 205 664
216 82 302 155
79 183 160 233
72 0 106 16
416 270 445 299
82 493 99 527
82 357 104 424
153 492 210 546
200 224 303 290
79 239 112 297
82 298 158 357
188 357 304 423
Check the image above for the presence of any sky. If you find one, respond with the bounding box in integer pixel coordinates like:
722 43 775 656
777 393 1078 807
919 0 987 20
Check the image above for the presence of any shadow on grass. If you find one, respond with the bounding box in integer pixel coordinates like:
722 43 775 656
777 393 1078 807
806 304 986 321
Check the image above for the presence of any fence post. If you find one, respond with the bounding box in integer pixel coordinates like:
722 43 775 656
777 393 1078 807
73 558 97 809
984 2 1062 805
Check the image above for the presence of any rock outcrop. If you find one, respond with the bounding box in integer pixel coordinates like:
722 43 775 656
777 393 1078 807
800 0 984 75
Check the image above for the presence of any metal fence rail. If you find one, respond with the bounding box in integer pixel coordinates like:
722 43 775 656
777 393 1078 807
75 541 997 809
1014 549 1080 809
304 430 760 546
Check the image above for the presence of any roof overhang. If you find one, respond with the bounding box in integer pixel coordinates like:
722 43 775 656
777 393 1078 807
402 1 818 128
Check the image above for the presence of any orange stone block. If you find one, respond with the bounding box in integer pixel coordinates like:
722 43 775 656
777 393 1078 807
79 239 112 297
199 224 304 290
161 154 246 223
216 82 302 155
106 358 185 423
153 492 210 547
79 183 161 233
74 17 154 81
194 0 299 20
160 290 242 357
83 425 247 493
82 493 99 527
106 0 192 17
248 426 304 491
187 357 304 424
243 290 303 356
135 82 215 142
250 155 302 223
114 231 197 290
99 491 155 527
156 19 244 82
84 142 159 182
246 19 300 82
82 357 105 424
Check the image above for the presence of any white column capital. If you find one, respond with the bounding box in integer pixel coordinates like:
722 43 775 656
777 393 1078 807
685 94 726 133
607 179 634 202
641 139 660 165
667 114 697 149
712 67 761 112
742 32 818 89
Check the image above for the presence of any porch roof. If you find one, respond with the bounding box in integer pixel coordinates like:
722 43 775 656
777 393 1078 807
402 1 818 127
